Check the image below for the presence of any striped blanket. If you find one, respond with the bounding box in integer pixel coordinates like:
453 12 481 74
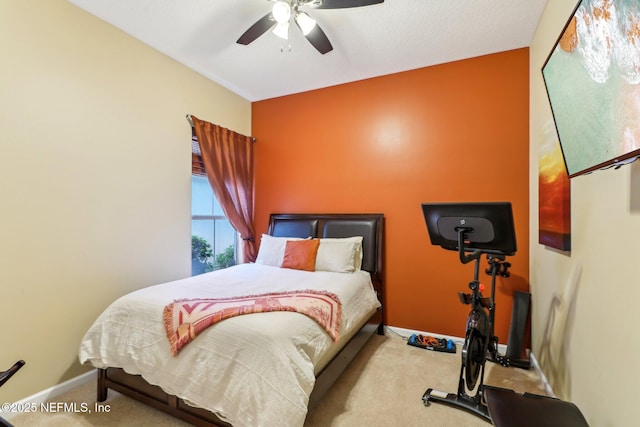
163 290 341 356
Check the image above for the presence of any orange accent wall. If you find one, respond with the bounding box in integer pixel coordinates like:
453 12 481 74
252 48 530 341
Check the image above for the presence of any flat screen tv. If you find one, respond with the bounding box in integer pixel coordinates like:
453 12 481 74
542 0 640 178
421 202 517 256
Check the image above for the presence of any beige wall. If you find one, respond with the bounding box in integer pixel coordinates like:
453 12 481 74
0 0 250 403
530 2 640 426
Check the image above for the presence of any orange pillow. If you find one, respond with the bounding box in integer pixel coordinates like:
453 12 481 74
281 239 320 271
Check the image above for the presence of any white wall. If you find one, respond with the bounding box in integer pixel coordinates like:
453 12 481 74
530 2 640 426
0 0 250 402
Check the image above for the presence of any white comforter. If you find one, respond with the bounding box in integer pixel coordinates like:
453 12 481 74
78 263 380 427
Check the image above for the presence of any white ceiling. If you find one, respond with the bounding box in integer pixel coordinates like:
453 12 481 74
67 0 548 101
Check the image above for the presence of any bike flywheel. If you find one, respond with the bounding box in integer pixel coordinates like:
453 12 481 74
463 329 485 390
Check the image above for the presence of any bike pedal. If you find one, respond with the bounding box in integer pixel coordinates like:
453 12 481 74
458 292 472 305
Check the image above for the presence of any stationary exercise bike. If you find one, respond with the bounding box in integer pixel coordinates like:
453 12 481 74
420 202 519 422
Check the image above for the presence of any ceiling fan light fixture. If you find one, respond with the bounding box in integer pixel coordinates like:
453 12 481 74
272 2 292 24
272 22 290 40
238 0 383 54
295 12 316 35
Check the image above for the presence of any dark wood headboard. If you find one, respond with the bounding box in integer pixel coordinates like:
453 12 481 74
267 213 384 299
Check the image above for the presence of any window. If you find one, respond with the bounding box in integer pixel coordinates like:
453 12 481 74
191 133 237 275
191 175 238 275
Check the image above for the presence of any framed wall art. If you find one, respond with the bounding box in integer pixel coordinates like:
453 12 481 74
542 0 640 178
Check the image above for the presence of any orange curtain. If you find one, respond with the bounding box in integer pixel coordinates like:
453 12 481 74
191 116 257 263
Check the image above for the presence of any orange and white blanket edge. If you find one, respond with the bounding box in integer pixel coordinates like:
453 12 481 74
163 290 341 356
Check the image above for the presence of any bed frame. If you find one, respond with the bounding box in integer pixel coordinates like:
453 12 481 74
96 213 385 426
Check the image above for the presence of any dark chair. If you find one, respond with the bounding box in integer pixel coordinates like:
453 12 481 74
0 361 25 427
484 385 589 427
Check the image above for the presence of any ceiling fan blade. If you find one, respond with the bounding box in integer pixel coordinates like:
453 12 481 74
236 13 274 45
314 0 384 9
299 22 333 54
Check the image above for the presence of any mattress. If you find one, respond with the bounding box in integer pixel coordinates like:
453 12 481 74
79 263 380 427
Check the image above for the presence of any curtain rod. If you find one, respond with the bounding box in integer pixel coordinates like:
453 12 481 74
186 114 256 142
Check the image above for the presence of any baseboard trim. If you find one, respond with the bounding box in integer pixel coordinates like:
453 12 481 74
1 369 96 420
385 325 553 396
385 325 509 354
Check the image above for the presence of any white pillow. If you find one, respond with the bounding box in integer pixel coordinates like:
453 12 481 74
315 236 364 273
255 234 305 267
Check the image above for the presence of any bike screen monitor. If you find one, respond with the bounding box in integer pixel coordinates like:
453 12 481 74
421 202 517 256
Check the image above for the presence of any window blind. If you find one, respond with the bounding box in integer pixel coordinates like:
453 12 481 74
191 130 206 176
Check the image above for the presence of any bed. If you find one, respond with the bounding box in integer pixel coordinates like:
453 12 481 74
79 213 384 427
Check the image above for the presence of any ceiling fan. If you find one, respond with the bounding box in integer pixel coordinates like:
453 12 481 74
236 0 384 54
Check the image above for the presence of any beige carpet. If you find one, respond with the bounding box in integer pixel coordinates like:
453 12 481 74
9 332 546 426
